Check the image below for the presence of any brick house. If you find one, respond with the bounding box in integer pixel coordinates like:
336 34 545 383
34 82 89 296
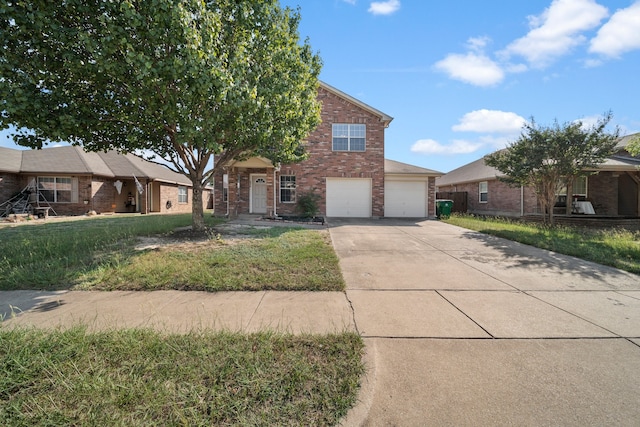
212 81 443 219
0 146 209 216
436 133 640 218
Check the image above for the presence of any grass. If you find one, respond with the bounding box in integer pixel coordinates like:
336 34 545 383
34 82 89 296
0 214 344 291
444 214 640 274
0 326 364 426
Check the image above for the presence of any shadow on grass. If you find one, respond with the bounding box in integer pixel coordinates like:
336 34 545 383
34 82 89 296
455 227 640 286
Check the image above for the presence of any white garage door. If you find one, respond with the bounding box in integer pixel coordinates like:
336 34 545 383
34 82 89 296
326 178 371 217
384 181 427 217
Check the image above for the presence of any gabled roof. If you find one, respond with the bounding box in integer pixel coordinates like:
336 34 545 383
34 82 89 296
0 147 24 173
436 157 501 187
0 146 191 185
436 133 640 187
319 81 393 127
385 159 443 176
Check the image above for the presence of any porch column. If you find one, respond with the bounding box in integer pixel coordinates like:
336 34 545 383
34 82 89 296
266 168 275 217
227 169 238 218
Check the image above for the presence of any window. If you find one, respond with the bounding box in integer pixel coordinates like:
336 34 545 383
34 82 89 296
479 181 488 203
280 175 296 203
37 176 73 203
332 124 366 151
222 174 228 202
558 176 587 197
178 186 188 203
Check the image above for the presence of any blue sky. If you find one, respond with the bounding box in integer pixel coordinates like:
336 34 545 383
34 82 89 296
280 0 640 172
2 0 639 173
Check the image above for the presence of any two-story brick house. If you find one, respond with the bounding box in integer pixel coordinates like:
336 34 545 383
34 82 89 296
212 81 442 219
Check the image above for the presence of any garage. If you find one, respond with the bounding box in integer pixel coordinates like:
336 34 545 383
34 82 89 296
326 178 372 217
384 180 427 217
383 159 443 218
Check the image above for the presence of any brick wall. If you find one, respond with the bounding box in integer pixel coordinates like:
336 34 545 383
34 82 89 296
214 86 387 218
0 173 21 203
588 172 619 215
438 179 539 217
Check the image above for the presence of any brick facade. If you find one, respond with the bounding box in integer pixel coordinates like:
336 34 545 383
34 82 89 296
213 84 389 218
438 179 540 217
438 170 640 218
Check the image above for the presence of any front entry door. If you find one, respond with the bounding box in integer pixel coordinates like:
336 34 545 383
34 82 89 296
251 175 267 214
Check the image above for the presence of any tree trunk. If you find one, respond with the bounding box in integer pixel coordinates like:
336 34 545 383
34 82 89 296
565 179 573 215
191 180 205 232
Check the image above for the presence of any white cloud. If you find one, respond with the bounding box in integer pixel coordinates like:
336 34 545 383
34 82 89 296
589 2 640 58
452 110 526 134
368 0 400 15
501 0 608 68
434 52 504 86
410 138 483 155
466 36 491 52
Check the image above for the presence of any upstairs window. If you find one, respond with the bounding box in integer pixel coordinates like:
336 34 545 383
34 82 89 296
479 181 488 203
332 124 366 152
280 175 296 203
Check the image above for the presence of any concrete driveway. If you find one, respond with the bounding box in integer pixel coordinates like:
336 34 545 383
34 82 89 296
331 219 640 426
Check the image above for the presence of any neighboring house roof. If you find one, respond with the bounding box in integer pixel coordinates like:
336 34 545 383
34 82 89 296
614 132 640 150
436 157 501 187
0 146 191 185
320 81 394 127
0 147 24 173
385 159 443 176
437 133 640 187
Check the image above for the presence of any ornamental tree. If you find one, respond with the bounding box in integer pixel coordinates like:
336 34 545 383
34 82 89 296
485 113 619 226
0 0 322 231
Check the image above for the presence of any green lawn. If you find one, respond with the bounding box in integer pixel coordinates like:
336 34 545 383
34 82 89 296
0 214 344 291
0 327 364 426
0 215 361 425
444 214 640 274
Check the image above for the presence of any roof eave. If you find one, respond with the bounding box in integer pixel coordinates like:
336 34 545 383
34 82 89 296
319 81 394 126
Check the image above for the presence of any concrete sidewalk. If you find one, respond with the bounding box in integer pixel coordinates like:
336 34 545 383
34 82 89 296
331 219 640 426
1 290 355 334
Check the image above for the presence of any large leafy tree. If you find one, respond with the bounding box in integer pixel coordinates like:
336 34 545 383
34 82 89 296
0 0 322 231
485 113 619 225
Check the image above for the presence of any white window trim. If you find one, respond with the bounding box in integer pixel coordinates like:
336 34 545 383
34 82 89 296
479 181 488 203
178 186 188 204
332 123 366 152
37 176 77 203
279 175 296 203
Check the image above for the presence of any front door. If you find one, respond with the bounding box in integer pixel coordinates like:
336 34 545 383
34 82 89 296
251 174 267 214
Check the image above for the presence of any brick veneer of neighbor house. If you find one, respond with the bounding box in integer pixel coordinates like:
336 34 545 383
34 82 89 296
438 179 540 217
0 173 21 204
213 84 388 218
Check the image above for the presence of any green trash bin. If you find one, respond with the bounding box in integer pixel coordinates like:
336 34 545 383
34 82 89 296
436 199 453 219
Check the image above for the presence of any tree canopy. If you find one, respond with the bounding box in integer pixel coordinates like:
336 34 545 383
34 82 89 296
0 0 322 230
484 113 619 225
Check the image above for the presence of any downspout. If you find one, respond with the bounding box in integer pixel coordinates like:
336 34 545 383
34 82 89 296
520 185 524 217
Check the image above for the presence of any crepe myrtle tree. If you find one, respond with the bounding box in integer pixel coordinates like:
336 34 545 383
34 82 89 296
0 0 322 231
485 113 619 226
627 135 640 157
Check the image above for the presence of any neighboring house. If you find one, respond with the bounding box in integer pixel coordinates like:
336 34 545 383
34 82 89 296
436 133 640 218
0 146 208 216
212 81 443 219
